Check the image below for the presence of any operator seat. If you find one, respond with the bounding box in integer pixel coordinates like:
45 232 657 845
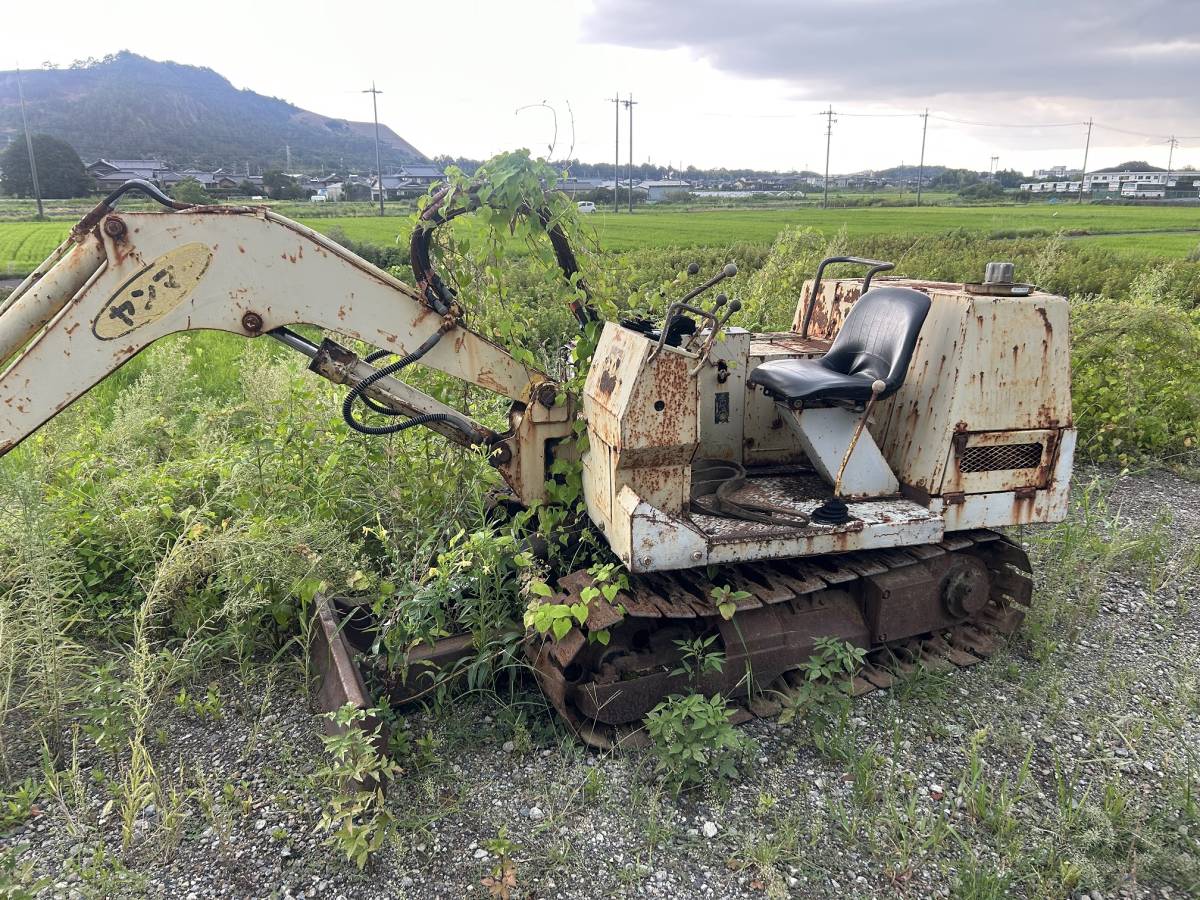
750 286 931 405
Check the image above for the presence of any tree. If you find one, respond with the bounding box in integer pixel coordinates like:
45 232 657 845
994 168 1025 189
262 170 310 200
930 168 982 190
236 179 259 196
0 134 90 198
959 181 1005 200
171 177 211 205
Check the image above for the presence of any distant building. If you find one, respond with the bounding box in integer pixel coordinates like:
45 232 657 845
639 179 691 202
1084 166 1169 194
86 160 262 194
556 177 607 196
1021 165 1197 199
1021 181 1082 194
371 164 446 201
86 158 171 190
1032 165 1074 179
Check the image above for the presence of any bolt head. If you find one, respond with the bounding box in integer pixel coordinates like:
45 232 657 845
102 217 126 238
241 312 264 333
691 550 703 561
640 556 653 567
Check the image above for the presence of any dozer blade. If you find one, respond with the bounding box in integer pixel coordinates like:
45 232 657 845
527 530 1032 747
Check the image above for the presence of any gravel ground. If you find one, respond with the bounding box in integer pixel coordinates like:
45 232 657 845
2 468 1198 899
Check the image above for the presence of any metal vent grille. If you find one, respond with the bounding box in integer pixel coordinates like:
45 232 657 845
959 442 1043 473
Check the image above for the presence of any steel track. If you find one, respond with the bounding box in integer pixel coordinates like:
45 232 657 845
528 529 1032 749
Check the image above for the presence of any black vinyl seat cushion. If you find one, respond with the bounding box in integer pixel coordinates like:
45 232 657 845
750 286 931 404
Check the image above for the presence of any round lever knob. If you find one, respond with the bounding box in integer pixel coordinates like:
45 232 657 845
871 379 886 395
723 263 738 277
713 293 728 308
687 262 700 275
728 299 742 312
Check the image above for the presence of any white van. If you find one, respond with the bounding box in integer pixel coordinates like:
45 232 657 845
577 201 596 214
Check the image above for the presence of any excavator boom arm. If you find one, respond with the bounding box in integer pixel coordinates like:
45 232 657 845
0 203 571 498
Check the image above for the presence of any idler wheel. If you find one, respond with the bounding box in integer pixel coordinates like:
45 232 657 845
940 555 990 619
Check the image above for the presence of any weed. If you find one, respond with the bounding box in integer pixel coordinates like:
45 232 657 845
481 826 520 899
0 848 49 899
951 853 1013 900
644 693 754 796
0 778 41 832
777 637 865 725
317 704 402 869
957 729 1031 848
671 634 725 687
173 682 224 721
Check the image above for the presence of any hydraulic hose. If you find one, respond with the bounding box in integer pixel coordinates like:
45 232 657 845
72 179 193 240
409 184 598 329
341 327 451 436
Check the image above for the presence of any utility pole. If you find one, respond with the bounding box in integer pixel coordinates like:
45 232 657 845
1075 118 1094 204
916 108 929 208
822 106 836 209
16 68 44 220
285 144 291 172
623 93 638 213
990 155 999 178
611 93 621 212
363 82 385 216
1080 118 1099 204
1166 135 1179 196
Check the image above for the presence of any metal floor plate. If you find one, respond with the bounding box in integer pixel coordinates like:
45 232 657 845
683 472 944 561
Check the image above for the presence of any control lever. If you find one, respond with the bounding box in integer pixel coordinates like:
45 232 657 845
648 263 740 362
679 262 738 305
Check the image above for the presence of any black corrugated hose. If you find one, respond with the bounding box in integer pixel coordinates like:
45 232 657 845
341 330 451 436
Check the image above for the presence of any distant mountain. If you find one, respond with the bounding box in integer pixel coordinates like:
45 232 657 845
0 52 425 172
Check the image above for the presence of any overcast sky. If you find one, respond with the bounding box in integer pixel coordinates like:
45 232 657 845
3 0 1196 173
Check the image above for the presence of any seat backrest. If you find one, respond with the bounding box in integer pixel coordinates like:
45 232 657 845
821 286 931 398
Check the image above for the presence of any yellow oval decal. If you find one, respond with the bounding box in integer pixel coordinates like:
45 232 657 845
93 242 212 340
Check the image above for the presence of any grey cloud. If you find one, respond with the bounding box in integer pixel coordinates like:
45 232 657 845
584 0 1200 108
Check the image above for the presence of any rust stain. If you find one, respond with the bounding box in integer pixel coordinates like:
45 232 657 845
1035 306 1053 336
598 367 618 397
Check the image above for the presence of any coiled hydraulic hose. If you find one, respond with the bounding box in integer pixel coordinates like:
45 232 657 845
347 180 594 437
341 328 452 436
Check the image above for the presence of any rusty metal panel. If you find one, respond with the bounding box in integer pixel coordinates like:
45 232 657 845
941 428 1057 496
696 329 750 461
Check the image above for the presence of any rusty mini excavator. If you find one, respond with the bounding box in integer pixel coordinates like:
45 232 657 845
0 182 1074 745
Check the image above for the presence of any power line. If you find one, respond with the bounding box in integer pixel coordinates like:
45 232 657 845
834 111 923 119
1093 122 1200 142
15 68 43 220
929 113 1085 129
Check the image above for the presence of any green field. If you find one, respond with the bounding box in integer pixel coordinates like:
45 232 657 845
3 204 1198 278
